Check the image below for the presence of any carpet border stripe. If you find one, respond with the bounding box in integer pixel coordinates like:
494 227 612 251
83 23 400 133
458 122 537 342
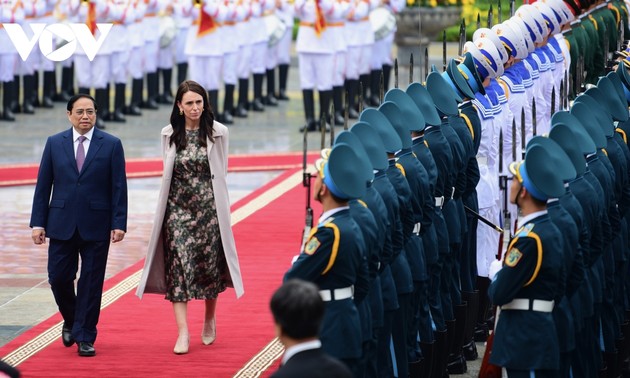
2 170 302 373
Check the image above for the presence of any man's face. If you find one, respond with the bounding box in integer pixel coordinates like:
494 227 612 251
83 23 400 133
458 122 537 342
313 173 324 204
67 97 96 134
510 175 522 205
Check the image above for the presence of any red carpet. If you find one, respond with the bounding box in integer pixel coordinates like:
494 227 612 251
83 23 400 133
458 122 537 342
0 152 318 187
0 163 323 377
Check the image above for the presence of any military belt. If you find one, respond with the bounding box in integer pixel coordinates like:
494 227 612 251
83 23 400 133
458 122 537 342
501 298 554 312
413 222 421 235
435 196 444 208
319 286 353 301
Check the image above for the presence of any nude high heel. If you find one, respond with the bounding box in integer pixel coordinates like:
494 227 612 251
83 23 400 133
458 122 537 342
201 318 216 345
173 333 190 354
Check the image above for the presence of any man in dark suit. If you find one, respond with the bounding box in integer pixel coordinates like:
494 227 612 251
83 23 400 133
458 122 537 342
30 94 128 357
270 279 352 378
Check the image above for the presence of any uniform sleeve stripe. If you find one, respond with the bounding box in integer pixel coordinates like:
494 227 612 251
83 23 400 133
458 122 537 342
321 223 340 275
524 232 543 287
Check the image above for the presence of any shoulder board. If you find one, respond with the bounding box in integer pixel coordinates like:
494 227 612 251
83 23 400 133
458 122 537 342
321 222 341 275
396 162 406 177
616 128 627 144
459 111 475 141
515 223 535 238
357 199 368 208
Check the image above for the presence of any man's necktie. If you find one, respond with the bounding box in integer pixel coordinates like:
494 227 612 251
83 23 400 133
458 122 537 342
76 135 87 172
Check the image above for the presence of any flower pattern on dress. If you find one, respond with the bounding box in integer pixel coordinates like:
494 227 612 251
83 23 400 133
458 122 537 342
163 130 228 302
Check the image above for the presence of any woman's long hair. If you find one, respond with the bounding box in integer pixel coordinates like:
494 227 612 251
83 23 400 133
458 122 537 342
169 80 215 151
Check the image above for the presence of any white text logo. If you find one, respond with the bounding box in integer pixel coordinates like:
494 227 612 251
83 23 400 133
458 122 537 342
3 23 112 62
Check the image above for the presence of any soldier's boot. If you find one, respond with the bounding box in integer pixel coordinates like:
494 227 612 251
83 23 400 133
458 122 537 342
94 88 107 129
22 74 36 114
141 72 160 109
111 83 127 122
420 341 435 378
318 89 332 131
207 89 219 119
263 68 278 106
359 73 371 109
278 63 290 100
99 83 112 121
332 86 345 126
474 276 491 342
177 62 188 85
382 63 392 92
299 89 317 132
251 73 265 111
447 302 468 375
431 329 448 378
124 79 143 116
222 84 235 125
234 78 249 118
159 68 174 104
462 291 479 361
10 75 20 113
345 79 359 119
41 70 55 108
368 69 381 107
2 81 16 121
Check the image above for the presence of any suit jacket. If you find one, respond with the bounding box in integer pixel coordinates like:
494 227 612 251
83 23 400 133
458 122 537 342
30 127 128 241
271 348 352 378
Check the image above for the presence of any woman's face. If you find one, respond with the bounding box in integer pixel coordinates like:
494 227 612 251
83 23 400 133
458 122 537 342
178 90 204 123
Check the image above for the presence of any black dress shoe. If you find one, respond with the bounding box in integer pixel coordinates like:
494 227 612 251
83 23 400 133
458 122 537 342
109 110 126 123
263 95 278 106
140 99 159 110
251 98 265 112
233 105 248 118
62 327 74 347
299 120 318 132
41 96 55 108
221 112 234 125
348 107 359 119
78 342 95 357
95 117 106 129
23 102 35 114
277 90 289 101
123 105 142 116
333 111 345 126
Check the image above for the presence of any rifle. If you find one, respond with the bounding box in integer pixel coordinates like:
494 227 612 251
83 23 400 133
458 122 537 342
380 69 385 102
464 205 504 233
359 81 364 113
320 115 326 149
559 78 564 111
394 58 399 89
344 89 349 130
329 102 335 148
550 86 556 119
424 47 429 84
512 117 517 162
301 124 314 249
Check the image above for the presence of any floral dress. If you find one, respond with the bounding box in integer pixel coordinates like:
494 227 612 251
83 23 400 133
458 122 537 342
163 130 228 301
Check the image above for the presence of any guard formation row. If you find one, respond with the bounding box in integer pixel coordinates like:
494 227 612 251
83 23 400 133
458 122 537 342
284 0 630 377
0 0 296 128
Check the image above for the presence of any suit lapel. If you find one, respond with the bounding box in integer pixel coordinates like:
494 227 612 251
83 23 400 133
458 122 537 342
80 128 103 175
62 128 78 174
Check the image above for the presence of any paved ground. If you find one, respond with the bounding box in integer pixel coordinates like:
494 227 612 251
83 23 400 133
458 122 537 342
0 42 485 376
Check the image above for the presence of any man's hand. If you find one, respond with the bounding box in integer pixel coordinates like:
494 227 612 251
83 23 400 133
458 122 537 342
111 229 125 243
32 229 46 245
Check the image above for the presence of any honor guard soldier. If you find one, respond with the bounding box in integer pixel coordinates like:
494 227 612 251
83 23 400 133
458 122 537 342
284 143 370 376
261 0 279 107
488 144 566 378
218 0 239 124
105 0 134 123
350 121 399 378
171 0 193 89
122 0 146 116
360 108 415 378
0 0 23 121
549 118 605 377
295 0 335 131
233 0 252 118
275 0 294 101
328 0 349 126
139 0 164 110
527 135 585 378
406 80 451 377
246 0 268 112
334 130 379 378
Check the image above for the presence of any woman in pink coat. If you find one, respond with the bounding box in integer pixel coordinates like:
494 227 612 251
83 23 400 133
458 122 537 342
136 80 244 354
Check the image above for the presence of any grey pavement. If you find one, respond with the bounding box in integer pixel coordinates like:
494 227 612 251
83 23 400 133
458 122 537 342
0 42 484 376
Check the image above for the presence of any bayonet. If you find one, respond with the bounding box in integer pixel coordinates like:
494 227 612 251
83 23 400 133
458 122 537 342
301 124 313 249
477 12 481 31
380 69 384 102
359 81 364 113
410 53 414 85
344 90 349 130
509 0 514 17
443 30 447 72
521 107 526 157
320 116 326 149
458 19 466 56
512 116 517 162
394 58 399 89
498 0 502 23
559 79 564 111
532 98 537 138
487 5 493 28
464 205 504 233
329 102 335 148
550 86 556 118
424 47 429 84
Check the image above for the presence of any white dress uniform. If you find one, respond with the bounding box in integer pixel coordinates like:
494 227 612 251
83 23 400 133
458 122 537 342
275 0 293 99
328 0 348 125
247 0 267 110
344 0 375 81
0 0 23 120
368 0 403 102
219 0 239 123
106 0 133 120
171 0 193 87
233 0 252 116
140 0 167 108
126 0 145 81
18 0 47 112
184 0 226 91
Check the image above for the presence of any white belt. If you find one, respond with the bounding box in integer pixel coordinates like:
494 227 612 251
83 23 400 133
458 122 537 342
501 298 554 312
413 222 421 235
476 156 488 166
435 196 444 208
319 286 354 301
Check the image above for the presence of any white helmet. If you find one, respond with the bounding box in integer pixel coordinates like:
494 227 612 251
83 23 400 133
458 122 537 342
473 27 509 65
493 21 529 59
533 1 562 35
510 16 536 53
463 38 505 79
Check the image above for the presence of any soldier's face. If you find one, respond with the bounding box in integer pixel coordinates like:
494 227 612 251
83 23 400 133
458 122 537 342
509 177 522 206
314 174 323 203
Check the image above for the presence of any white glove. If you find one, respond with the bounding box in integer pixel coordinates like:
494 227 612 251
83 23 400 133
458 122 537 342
489 260 503 282
291 254 301 264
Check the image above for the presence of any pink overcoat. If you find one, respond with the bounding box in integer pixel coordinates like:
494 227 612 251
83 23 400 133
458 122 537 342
136 122 244 299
